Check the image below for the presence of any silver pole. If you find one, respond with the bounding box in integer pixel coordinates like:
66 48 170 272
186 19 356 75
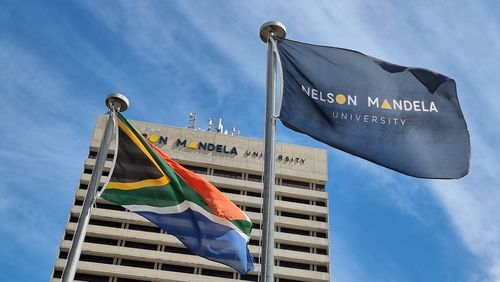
61 93 129 282
259 21 286 282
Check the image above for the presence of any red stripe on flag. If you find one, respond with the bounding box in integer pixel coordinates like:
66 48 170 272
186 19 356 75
150 143 248 222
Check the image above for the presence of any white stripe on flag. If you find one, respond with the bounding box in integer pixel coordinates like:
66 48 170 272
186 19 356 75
123 201 250 241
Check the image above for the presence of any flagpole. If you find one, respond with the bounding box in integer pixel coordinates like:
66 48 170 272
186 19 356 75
259 21 286 282
61 93 129 282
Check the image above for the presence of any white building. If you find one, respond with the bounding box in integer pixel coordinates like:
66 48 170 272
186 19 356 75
51 116 330 282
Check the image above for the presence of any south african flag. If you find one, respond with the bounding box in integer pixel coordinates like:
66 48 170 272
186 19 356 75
100 112 254 274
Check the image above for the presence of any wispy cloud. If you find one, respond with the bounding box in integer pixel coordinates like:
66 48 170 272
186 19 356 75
172 0 500 280
0 36 92 279
430 138 500 281
81 2 246 111
1 0 499 281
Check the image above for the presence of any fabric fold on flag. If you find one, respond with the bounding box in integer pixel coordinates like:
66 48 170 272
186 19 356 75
275 37 470 179
100 112 254 274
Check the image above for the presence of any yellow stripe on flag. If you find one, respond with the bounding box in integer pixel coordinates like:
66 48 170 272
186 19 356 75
107 176 170 190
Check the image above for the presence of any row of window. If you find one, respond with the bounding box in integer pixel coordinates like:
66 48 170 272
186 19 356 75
55 246 328 281
65 217 329 254
79 181 327 208
183 165 327 192
73 197 327 227
216 187 327 207
53 269 313 282
74 199 326 235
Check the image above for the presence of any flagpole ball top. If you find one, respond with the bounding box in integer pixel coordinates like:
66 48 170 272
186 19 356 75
106 93 129 112
260 21 286 43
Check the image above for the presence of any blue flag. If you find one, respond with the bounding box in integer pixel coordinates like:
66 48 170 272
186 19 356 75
276 38 470 179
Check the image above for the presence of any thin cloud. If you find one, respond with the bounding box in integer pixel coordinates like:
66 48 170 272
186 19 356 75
170 1 500 280
0 38 90 279
1 1 499 281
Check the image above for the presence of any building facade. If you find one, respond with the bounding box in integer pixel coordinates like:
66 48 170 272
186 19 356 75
51 116 330 282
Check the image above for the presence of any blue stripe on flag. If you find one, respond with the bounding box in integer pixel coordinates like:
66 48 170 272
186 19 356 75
136 209 254 274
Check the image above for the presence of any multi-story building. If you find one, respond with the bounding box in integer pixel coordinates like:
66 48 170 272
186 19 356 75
51 116 329 282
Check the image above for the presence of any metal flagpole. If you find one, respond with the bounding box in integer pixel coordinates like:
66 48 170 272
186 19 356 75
259 21 286 282
61 93 129 282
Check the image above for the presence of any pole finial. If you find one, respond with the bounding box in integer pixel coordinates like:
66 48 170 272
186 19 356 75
106 93 129 112
260 21 286 43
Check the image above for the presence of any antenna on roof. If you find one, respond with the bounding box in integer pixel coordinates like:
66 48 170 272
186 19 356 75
188 113 196 129
232 127 240 136
208 118 213 132
217 118 223 133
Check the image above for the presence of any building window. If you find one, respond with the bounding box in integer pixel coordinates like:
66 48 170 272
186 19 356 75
316 216 327 222
83 168 110 176
281 179 310 189
164 245 192 255
79 183 88 190
315 201 326 207
116 278 149 282
80 254 114 264
316 248 328 255
281 196 310 205
128 223 161 233
279 278 307 282
249 239 260 246
316 232 328 238
74 273 109 282
124 241 158 251
58 251 68 259
280 227 310 236
84 236 119 246
280 243 310 253
200 268 235 278
279 260 311 270
280 211 310 220
89 219 122 228
317 265 328 272
120 259 155 269
245 206 261 213
69 216 79 223
182 164 208 175
64 233 73 241
161 264 195 274
213 169 242 179
241 274 259 281
52 270 62 279
247 174 262 182
218 187 241 195
247 191 262 197
315 184 326 191
88 151 97 159
95 202 126 211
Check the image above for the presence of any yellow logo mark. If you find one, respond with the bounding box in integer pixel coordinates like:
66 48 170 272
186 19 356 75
187 141 198 149
381 99 392 110
148 134 159 143
335 94 346 105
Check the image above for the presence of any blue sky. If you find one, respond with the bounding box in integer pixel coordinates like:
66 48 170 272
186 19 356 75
1 1 499 281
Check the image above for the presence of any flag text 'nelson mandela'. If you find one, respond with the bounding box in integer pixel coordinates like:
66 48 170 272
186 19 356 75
276 38 470 179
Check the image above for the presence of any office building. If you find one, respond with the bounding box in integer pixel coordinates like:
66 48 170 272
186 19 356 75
51 116 329 282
